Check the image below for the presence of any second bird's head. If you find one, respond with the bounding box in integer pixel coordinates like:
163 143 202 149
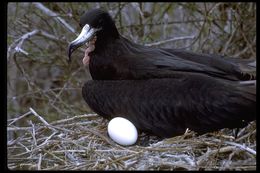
68 9 119 62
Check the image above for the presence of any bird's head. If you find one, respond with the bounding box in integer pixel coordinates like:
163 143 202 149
68 9 119 63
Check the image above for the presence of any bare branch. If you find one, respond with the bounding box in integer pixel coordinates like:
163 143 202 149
145 35 196 46
212 139 256 155
33 2 76 34
29 120 37 147
8 110 32 126
37 153 42 170
7 29 40 60
29 107 50 127
223 141 256 155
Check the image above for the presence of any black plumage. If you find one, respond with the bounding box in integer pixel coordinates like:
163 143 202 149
68 9 256 137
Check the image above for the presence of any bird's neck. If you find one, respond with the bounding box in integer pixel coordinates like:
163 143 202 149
94 37 117 53
94 24 119 52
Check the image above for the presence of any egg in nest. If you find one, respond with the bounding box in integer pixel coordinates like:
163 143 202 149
107 117 138 146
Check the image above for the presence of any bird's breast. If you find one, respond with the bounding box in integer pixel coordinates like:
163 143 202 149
89 55 118 80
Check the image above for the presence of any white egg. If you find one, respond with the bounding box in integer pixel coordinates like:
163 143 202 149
108 117 138 146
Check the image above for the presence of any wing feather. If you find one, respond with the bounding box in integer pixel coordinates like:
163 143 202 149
82 75 256 137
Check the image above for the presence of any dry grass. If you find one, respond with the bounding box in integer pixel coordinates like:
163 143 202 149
7 107 256 170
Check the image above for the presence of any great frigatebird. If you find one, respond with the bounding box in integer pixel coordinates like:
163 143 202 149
67 9 256 137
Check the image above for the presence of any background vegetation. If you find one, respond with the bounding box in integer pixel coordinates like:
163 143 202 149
7 2 256 170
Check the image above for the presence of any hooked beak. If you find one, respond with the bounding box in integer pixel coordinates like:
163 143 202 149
67 24 101 63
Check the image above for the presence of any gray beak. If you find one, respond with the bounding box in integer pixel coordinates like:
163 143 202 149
67 24 100 63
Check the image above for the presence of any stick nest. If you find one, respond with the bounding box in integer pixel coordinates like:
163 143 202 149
7 108 256 170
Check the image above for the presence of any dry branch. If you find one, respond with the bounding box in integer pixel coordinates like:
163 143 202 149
7 29 63 61
33 2 76 34
145 35 196 46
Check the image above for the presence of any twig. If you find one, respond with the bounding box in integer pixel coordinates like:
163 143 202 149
145 35 195 46
52 150 86 153
199 165 256 170
18 142 31 153
57 136 91 151
211 138 256 155
236 129 256 142
11 132 57 159
33 2 76 34
117 19 235 30
30 108 72 132
233 46 249 58
221 27 237 54
42 149 67 164
37 132 57 148
100 152 141 169
56 122 96 128
37 153 42 170
29 108 51 127
7 29 61 62
7 137 21 146
223 141 256 155
7 29 40 60
240 28 256 58
197 146 237 166
7 126 39 132
8 110 32 126
8 87 80 100
51 113 98 125
77 126 116 147
39 30 61 42
15 47 28 55
49 67 83 105
29 120 37 147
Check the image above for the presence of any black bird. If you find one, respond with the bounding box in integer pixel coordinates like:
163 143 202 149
68 9 256 137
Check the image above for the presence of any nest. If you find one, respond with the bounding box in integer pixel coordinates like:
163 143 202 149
7 108 256 170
